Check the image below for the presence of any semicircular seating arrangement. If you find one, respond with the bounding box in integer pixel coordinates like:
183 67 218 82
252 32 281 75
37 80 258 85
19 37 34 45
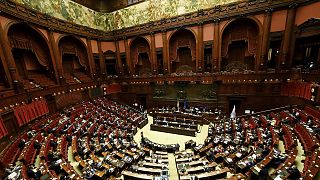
1 99 320 180
1 97 148 180
175 106 320 180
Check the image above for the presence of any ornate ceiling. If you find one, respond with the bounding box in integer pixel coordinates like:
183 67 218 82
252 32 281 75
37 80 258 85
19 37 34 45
72 0 145 12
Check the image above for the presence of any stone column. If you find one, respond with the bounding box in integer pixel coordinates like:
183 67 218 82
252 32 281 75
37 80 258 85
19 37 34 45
162 30 169 74
260 8 273 70
213 19 220 72
48 31 63 84
97 40 106 75
86 38 96 78
0 41 12 87
197 22 204 72
0 20 20 88
279 3 297 69
150 32 157 74
46 29 59 84
115 40 124 75
124 37 132 75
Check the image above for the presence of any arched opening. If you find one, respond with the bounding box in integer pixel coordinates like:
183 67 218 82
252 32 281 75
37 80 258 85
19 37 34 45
293 19 320 71
8 23 55 90
136 53 151 75
221 18 260 71
59 36 91 84
0 58 9 90
267 39 281 69
105 50 117 75
169 29 196 73
293 35 320 70
130 37 152 76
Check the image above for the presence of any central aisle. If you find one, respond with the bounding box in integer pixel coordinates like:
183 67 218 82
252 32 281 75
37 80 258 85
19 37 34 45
168 153 179 180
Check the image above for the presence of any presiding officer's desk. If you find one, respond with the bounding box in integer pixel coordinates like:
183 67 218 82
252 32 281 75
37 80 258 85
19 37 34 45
150 124 197 137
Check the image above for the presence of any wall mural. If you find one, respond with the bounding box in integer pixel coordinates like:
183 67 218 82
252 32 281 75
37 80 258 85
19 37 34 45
13 0 240 31
13 0 106 30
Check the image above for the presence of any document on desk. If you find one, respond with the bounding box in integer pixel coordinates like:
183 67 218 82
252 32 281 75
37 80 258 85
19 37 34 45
254 166 261 173
226 158 232 163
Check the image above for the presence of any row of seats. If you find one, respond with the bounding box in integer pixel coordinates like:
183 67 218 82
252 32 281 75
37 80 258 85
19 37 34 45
2 97 320 179
177 105 320 179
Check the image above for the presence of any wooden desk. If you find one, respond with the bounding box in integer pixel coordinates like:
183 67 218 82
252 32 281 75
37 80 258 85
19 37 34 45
270 149 297 179
155 151 168 155
122 170 154 180
154 120 198 131
115 151 125 158
176 157 191 163
250 149 274 176
189 159 210 167
145 157 169 164
152 112 204 125
94 170 105 178
79 160 87 168
60 163 72 175
150 124 196 136
143 162 167 169
138 167 162 175
186 162 217 174
198 143 213 155
228 173 246 180
180 175 196 180
196 167 229 180
72 137 77 154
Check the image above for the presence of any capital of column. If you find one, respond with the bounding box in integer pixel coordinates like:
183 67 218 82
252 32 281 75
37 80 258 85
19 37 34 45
265 8 273 15
48 27 55 32
213 18 220 24
289 3 298 9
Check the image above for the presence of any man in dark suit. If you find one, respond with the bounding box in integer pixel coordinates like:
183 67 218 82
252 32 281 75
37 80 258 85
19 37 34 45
18 139 26 149
34 140 41 150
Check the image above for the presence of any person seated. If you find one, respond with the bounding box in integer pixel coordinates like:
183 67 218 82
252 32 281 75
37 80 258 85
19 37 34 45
66 135 72 143
33 168 42 179
207 148 215 162
34 140 41 150
27 131 35 139
47 151 55 161
26 165 35 178
18 139 26 149
287 165 301 180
